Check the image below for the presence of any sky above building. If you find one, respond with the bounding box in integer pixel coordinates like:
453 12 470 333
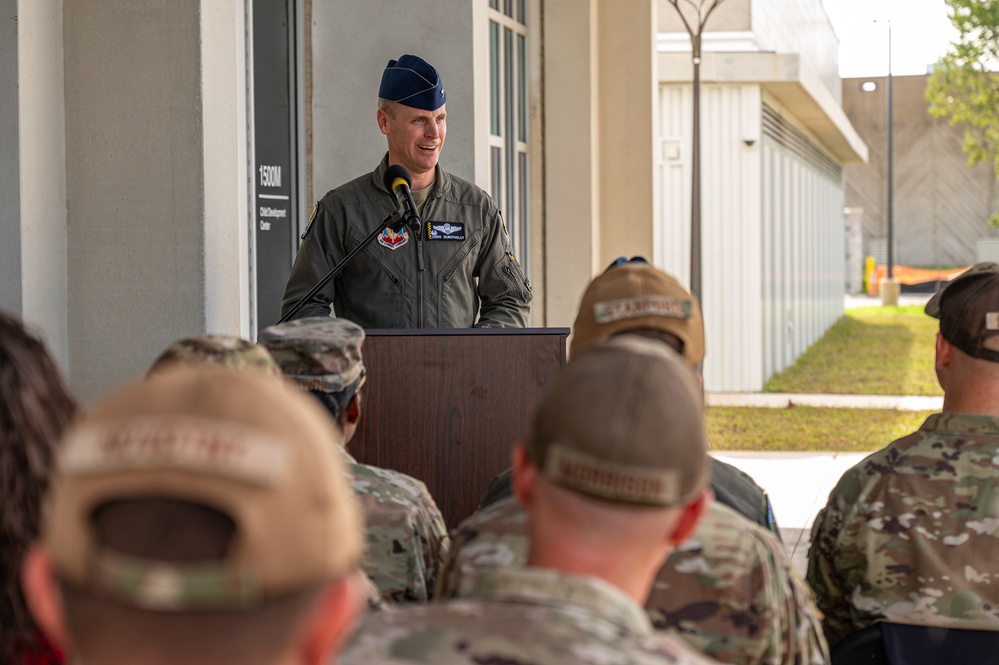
822 0 959 78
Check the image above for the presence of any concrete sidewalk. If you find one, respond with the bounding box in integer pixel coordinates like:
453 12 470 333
707 392 942 410
711 451 872 576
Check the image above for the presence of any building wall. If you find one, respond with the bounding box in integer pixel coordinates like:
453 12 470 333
761 126 844 381
658 82 765 391
311 1 483 205
843 74 999 267
658 0 840 106
1 2 22 317
659 81 845 390
64 1 206 400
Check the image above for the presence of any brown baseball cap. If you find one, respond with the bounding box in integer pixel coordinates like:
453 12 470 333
43 367 364 611
571 261 705 364
526 336 708 507
148 335 281 377
926 262 999 362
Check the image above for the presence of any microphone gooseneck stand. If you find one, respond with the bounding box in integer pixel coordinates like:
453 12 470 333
277 209 416 324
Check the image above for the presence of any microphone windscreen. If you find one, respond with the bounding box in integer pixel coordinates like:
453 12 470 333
383 164 412 191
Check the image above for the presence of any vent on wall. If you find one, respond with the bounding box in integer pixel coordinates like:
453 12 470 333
762 104 843 182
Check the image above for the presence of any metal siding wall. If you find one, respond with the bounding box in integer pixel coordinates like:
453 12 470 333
658 82 763 391
760 135 844 383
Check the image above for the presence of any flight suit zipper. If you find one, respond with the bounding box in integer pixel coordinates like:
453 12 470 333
416 221 425 328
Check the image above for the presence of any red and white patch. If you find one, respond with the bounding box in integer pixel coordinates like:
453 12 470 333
378 227 409 251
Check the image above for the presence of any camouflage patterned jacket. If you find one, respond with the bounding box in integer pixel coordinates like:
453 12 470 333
807 413 999 648
342 566 723 665
343 450 450 603
436 497 828 665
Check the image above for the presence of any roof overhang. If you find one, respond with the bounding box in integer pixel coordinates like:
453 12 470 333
658 52 868 164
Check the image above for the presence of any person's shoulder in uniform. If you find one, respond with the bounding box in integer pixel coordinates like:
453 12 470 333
348 460 450 603
436 497 828 664
654 501 828 664
436 167 498 212
346 570 723 665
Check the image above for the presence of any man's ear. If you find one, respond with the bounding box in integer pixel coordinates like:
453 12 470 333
300 571 367 665
345 394 361 426
668 488 711 546
20 546 72 653
511 444 537 509
376 108 391 136
935 332 953 370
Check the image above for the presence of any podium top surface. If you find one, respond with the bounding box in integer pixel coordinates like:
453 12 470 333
363 327 570 337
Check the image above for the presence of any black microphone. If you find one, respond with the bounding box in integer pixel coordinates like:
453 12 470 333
383 164 422 231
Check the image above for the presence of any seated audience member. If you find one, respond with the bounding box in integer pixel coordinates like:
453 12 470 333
260 317 449 603
20 368 368 665
1 312 77 665
478 257 781 536
440 260 828 665
146 333 387 612
342 337 720 665
808 262 999 647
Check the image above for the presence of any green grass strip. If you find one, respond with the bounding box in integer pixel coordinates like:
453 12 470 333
763 305 942 396
707 406 935 453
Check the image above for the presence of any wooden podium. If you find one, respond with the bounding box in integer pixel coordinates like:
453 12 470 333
351 328 568 527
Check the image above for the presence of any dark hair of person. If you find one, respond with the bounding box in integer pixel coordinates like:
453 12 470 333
0 311 78 662
309 375 364 424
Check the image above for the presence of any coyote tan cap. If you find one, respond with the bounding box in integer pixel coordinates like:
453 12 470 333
926 262 999 363
43 367 364 611
148 335 281 377
526 336 708 506
571 263 705 364
259 317 365 393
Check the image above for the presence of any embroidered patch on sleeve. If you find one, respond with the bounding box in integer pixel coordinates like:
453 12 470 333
426 221 466 241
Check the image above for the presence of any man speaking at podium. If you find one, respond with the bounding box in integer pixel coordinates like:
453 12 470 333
280 54 532 328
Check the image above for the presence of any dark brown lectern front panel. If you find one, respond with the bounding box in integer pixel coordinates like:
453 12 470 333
352 328 567 527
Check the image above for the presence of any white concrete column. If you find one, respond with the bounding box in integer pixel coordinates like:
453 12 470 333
543 0 658 328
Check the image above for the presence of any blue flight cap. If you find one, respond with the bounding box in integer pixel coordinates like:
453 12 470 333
378 54 446 111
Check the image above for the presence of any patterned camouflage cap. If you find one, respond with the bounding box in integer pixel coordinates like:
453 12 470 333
258 317 365 393
148 335 281 377
926 262 999 362
43 367 364 611
527 336 708 507
572 259 705 364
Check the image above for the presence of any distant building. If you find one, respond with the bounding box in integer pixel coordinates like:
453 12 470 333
658 0 867 390
842 74 999 269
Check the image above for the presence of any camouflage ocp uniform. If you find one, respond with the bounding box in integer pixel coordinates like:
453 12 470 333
342 566 722 665
341 448 449 603
807 413 999 648
259 317 450 604
437 497 828 665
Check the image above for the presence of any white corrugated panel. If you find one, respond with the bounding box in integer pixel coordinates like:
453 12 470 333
657 83 845 390
657 83 764 391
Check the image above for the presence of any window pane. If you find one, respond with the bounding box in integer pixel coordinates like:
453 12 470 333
490 0 499 10
504 0 513 17
491 147 503 205
504 28 515 221
518 34 527 143
517 0 526 24
490 22 501 136
519 151 530 271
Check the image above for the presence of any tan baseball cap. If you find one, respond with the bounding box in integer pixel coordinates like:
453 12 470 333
571 261 705 364
148 335 281 377
526 336 708 506
926 262 999 362
43 367 364 611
